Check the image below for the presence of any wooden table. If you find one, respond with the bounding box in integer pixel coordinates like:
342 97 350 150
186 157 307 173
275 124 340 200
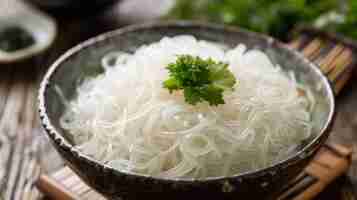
0 0 357 199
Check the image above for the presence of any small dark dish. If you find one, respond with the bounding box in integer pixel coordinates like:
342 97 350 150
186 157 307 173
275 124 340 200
39 21 335 200
0 12 57 64
27 0 120 16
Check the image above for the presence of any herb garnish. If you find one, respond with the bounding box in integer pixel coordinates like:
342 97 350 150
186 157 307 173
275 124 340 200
163 55 236 106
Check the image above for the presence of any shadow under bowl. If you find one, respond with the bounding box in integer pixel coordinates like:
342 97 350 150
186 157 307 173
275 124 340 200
39 21 335 200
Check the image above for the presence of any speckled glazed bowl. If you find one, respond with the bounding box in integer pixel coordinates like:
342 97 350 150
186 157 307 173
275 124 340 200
39 21 335 200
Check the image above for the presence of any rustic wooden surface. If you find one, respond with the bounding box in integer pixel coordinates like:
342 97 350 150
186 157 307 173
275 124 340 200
1 0 357 199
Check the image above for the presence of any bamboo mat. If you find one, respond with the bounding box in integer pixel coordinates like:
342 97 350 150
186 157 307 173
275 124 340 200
37 31 356 200
0 61 44 200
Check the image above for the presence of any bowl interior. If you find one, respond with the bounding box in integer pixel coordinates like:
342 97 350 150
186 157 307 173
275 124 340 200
42 22 334 177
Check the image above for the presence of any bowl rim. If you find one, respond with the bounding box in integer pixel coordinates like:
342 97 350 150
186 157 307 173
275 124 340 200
39 20 335 183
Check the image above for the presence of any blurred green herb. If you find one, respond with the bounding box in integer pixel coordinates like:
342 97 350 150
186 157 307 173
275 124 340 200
324 0 357 39
163 55 236 106
169 0 356 41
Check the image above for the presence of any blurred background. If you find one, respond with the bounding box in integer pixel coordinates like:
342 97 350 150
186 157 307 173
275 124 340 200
170 0 355 41
1 0 357 199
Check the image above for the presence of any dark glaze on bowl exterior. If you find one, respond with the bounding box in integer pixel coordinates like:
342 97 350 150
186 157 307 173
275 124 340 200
39 21 335 200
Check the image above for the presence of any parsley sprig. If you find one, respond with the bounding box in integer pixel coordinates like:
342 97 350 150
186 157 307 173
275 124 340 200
163 55 236 106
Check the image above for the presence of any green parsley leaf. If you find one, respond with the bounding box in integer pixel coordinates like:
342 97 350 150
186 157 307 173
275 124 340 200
163 55 237 106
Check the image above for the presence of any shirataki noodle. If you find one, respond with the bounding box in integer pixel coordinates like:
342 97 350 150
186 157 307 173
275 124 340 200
59 35 314 179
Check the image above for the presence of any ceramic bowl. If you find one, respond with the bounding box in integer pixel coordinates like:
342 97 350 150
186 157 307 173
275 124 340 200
39 21 335 200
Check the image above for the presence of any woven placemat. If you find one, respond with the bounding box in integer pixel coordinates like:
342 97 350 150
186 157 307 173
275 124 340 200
37 30 356 200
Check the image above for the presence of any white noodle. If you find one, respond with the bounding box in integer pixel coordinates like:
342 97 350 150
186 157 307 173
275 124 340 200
59 35 315 179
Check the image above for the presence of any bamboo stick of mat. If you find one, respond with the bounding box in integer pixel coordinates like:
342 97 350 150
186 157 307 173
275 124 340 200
37 32 356 200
